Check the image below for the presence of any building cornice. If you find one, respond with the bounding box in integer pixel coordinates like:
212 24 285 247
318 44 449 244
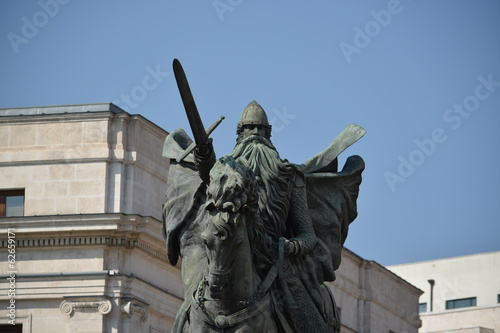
0 102 125 116
0 103 169 137
0 110 116 125
128 113 169 138
0 214 168 262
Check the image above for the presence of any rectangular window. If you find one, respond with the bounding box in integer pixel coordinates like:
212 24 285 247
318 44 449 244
0 324 23 333
497 294 500 303
0 190 25 217
446 297 476 310
419 303 427 313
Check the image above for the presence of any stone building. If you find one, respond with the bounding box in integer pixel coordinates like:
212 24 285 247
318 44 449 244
333 249 422 332
388 251 500 333
0 103 421 332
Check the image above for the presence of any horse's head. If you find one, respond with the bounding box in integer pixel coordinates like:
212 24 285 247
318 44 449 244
201 156 256 299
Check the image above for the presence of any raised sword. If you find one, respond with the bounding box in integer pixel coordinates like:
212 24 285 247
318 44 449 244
172 59 222 182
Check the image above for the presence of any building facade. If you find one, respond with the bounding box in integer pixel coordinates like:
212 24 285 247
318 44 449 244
333 249 422 332
1 103 421 332
0 104 180 332
388 251 500 333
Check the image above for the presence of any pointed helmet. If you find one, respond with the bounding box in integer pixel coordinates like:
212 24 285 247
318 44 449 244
238 101 270 127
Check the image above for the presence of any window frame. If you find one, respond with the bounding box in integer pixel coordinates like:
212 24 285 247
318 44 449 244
0 189 25 217
445 297 477 310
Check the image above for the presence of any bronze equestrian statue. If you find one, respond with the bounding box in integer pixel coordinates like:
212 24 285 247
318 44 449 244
162 60 365 332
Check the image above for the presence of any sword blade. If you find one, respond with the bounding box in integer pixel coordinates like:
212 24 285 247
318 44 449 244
173 59 208 145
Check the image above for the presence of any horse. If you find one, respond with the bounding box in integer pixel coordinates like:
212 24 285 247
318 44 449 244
188 156 279 332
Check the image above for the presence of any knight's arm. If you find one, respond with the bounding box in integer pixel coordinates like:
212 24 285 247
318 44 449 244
287 173 317 256
194 139 216 184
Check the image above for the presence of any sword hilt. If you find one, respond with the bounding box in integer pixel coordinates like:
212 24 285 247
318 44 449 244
177 116 225 163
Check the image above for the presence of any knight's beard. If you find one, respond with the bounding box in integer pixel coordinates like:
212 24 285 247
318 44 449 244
232 135 293 244
232 135 283 178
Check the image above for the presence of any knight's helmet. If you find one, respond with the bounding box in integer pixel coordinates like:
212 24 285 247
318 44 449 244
237 101 272 138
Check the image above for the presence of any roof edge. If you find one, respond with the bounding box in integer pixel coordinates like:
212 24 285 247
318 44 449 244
0 102 127 116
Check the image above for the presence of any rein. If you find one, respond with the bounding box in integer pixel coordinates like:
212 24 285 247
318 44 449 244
193 237 286 329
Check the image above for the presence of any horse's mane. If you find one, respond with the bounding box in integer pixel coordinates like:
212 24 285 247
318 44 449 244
207 156 270 272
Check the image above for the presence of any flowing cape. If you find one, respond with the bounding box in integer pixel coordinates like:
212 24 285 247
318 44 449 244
298 124 365 282
162 128 203 267
162 129 209 332
300 155 364 282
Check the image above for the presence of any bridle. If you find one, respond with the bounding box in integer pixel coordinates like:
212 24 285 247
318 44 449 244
192 238 286 329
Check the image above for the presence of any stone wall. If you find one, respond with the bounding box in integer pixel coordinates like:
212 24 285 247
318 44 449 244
0 112 109 215
0 104 168 220
331 248 423 333
0 214 182 333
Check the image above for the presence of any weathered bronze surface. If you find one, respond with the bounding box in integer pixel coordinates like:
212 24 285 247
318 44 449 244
163 61 365 332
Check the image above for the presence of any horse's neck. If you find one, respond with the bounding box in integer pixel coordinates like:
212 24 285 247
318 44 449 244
204 235 260 311
229 238 261 301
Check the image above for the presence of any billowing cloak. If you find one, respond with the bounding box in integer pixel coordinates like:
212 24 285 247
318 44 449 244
161 129 207 295
298 124 365 282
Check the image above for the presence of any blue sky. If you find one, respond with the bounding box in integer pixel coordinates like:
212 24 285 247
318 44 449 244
1 1 499 266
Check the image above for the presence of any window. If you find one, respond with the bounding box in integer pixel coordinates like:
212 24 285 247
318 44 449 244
497 294 500 303
0 190 25 217
0 324 23 333
419 303 427 313
446 297 476 310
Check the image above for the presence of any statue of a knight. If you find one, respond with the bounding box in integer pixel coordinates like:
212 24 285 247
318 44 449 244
162 59 365 333
230 101 339 332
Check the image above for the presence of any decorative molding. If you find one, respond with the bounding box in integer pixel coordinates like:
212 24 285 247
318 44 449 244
0 109 115 125
0 157 110 167
0 235 168 262
60 297 112 316
121 298 149 323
